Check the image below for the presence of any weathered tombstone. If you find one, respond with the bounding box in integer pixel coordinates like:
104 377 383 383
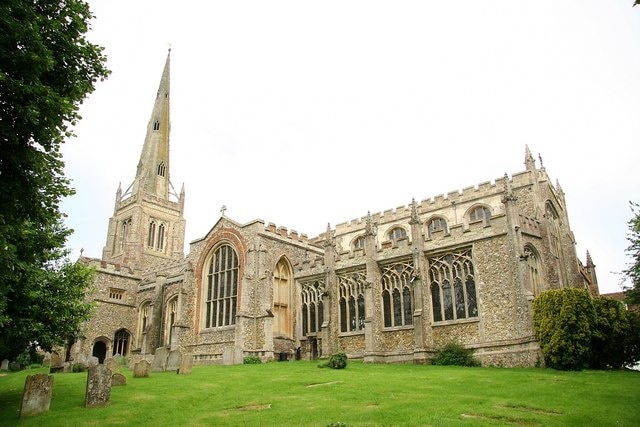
1 359 8 370
111 373 127 386
49 352 64 373
133 360 151 378
105 357 120 373
20 374 54 418
166 350 182 371
112 354 125 367
87 356 99 367
85 365 112 408
178 353 193 375
152 347 169 371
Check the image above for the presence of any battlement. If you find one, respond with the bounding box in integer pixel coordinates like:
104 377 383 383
80 256 136 276
263 222 309 243
518 215 541 238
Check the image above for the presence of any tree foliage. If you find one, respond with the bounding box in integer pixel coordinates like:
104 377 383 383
590 297 632 369
534 289 640 370
0 0 109 360
533 288 595 370
623 202 640 304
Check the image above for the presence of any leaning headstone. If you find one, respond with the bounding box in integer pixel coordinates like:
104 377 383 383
111 373 127 386
178 354 193 375
85 365 111 408
166 350 182 371
105 358 120 373
1 359 8 370
133 360 151 378
20 374 54 418
152 347 169 372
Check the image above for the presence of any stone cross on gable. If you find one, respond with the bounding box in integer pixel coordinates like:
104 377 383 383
220 205 227 216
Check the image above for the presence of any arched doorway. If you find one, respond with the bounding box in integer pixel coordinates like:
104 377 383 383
92 341 107 364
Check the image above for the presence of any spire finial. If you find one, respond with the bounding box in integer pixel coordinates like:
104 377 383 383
220 205 227 216
524 145 536 171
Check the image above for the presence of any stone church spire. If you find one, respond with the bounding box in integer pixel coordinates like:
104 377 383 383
130 50 172 200
102 51 186 268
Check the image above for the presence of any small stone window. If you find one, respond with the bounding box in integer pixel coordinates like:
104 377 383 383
469 206 491 224
109 288 125 301
153 120 160 131
157 161 166 177
428 217 448 235
353 235 365 250
388 227 407 243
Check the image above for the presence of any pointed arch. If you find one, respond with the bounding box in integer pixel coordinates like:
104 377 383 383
137 301 152 348
112 328 131 356
165 295 178 347
524 244 543 296
273 256 293 337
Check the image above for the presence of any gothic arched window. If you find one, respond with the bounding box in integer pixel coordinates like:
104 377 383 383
157 223 165 251
388 227 407 243
337 270 366 333
148 221 156 248
273 258 292 337
203 244 239 328
301 280 324 336
381 260 414 328
469 206 491 224
429 249 478 323
113 329 130 356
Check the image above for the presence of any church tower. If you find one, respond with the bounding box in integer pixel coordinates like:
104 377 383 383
102 50 186 269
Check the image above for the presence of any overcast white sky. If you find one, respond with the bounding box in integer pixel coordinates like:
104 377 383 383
61 1 640 294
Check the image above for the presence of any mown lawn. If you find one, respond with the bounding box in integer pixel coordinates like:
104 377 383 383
0 361 639 426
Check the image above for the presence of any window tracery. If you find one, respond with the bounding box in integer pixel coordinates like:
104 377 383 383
337 270 366 333
300 279 324 336
204 244 238 328
429 248 478 322
380 260 414 327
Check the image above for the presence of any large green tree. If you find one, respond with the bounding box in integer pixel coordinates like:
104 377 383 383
623 202 640 304
0 0 109 360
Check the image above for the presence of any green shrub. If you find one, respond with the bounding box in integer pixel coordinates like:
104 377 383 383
243 356 262 364
8 361 22 371
533 288 595 370
431 342 480 367
72 363 87 373
319 352 348 369
327 352 348 369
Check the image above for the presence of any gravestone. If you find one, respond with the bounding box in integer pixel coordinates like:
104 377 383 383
105 357 120 373
88 356 99 367
178 354 193 375
20 374 54 418
85 365 111 408
152 347 169 372
166 350 182 371
111 373 127 386
133 360 151 378
49 352 64 373
1 359 8 370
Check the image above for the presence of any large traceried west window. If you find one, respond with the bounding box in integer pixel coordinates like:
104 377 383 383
273 258 292 337
204 244 238 328
337 270 366 333
381 260 414 328
429 249 478 323
301 279 324 336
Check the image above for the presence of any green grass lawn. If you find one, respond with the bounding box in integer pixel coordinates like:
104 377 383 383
1 361 639 426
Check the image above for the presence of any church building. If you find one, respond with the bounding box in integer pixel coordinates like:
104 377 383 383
72 52 599 367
